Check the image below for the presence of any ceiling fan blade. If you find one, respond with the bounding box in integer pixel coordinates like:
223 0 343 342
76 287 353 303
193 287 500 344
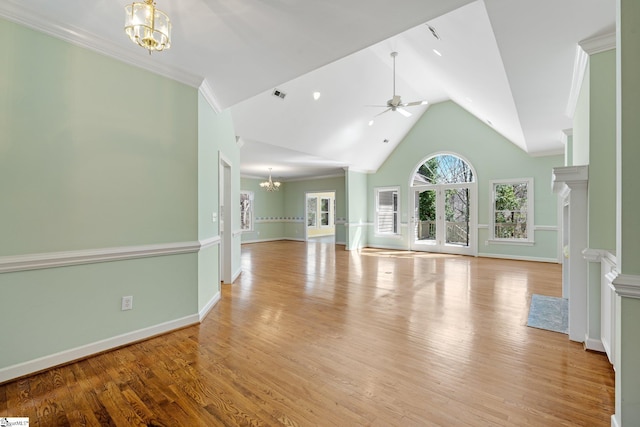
375 108 392 117
365 104 389 108
403 100 428 107
396 107 412 117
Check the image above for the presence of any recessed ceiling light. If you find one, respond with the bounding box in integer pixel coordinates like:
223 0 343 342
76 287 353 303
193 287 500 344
433 49 442 57
368 120 374 126
313 91 321 100
383 139 389 143
466 97 473 103
486 119 493 126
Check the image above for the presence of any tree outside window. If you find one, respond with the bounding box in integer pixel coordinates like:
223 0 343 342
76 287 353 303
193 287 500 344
491 179 533 241
240 191 254 231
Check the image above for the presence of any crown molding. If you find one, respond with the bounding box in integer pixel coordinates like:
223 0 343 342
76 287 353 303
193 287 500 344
0 2 203 88
199 79 223 113
579 32 616 55
565 45 589 118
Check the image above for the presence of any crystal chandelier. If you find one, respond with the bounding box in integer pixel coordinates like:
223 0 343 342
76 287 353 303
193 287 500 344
260 169 281 192
124 0 171 54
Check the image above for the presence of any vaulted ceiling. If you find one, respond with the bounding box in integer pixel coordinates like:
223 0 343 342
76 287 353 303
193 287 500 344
1 0 615 180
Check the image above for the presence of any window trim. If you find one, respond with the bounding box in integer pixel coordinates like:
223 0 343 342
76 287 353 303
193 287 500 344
489 178 534 244
240 190 254 232
375 186 400 236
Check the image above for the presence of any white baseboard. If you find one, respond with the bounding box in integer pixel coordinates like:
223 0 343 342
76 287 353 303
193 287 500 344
199 291 221 322
0 313 200 384
611 414 619 427
241 237 287 244
232 267 242 283
478 252 559 264
584 335 606 353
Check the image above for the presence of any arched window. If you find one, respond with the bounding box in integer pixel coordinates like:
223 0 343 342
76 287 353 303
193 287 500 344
412 154 474 186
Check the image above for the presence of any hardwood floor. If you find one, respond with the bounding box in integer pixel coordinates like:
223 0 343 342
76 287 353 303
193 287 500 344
1 241 614 426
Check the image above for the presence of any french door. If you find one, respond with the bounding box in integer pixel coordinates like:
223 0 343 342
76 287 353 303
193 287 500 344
410 183 475 255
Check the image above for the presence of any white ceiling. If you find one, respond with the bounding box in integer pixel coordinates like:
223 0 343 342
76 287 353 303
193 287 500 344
1 0 615 180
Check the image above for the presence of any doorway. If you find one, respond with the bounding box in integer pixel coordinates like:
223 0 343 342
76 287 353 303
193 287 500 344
410 153 476 256
305 191 336 242
219 156 232 283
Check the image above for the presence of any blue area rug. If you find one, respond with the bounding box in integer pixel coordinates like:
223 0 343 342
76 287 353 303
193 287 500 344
527 294 568 334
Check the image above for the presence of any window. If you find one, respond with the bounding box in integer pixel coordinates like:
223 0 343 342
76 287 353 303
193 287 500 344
490 178 533 242
376 187 399 235
320 197 330 226
240 191 254 231
307 197 317 227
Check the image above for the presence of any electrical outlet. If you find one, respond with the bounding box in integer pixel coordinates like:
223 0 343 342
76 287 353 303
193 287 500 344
121 295 133 311
211 212 217 223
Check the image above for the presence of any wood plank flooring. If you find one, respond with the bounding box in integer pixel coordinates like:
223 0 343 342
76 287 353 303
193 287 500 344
1 241 615 426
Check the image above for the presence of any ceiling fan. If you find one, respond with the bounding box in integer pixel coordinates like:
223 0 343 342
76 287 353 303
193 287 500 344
371 51 428 118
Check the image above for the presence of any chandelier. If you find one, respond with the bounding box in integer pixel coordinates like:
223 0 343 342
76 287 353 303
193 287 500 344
260 169 281 192
125 0 171 54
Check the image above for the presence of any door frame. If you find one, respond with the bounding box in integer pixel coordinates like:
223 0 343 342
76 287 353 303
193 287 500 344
219 154 233 284
408 152 478 256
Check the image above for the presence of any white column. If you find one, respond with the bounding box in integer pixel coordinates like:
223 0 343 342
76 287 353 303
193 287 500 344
552 166 588 342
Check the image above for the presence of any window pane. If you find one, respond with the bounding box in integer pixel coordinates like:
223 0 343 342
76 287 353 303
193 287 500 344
493 182 529 239
307 197 317 227
240 191 253 231
377 189 398 234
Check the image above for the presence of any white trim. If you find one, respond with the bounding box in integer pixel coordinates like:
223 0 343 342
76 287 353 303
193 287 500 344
200 236 221 250
366 243 409 251
579 32 616 55
198 291 221 322
611 414 620 427
241 237 287 244
345 222 373 228
487 239 535 247
582 248 608 263
527 148 566 158
232 267 242 283
584 335 606 353
477 224 489 229
478 253 559 264
534 225 558 231
0 239 220 274
0 3 202 88
198 80 222 113
612 274 640 299
232 230 243 238
255 219 304 223
566 45 589 118
285 173 346 182
0 313 199 384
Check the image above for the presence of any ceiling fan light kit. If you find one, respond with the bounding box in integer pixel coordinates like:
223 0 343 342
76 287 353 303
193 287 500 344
371 51 428 119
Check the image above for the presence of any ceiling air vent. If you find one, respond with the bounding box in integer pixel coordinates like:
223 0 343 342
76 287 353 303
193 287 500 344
272 88 287 99
427 25 440 40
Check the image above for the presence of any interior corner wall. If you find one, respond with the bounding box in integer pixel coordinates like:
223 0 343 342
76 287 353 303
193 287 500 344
585 49 617 343
198 96 240 312
283 176 347 243
0 18 201 381
211 109 242 282
573 64 591 166
346 170 369 250
367 101 563 261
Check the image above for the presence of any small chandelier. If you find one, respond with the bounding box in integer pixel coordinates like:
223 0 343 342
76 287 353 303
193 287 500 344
124 0 171 54
260 168 281 192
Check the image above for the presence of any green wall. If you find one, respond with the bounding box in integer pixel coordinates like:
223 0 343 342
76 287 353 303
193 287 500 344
0 18 238 378
240 177 286 242
367 101 563 260
283 176 346 243
240 175 347 244
346 170 369 250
